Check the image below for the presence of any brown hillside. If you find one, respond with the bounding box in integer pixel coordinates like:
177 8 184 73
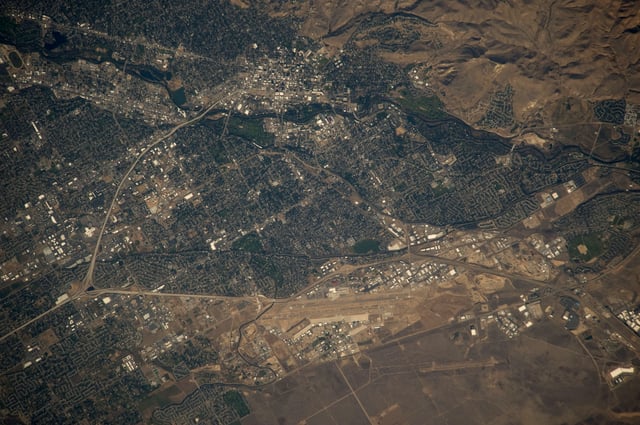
260 0 640 132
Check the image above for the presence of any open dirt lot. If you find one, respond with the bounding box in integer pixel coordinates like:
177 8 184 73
242 319 612 425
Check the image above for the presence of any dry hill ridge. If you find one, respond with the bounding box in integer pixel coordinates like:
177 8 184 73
261 0 640 134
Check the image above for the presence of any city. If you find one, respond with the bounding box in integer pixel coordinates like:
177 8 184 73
1 1 640 424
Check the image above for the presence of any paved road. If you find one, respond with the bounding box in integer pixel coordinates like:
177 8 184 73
82 95 229 290
0 97 229 343
82 287 271 303
411 250 556 288
0 298 72 343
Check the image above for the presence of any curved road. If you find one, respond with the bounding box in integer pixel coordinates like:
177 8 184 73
81 95 229 290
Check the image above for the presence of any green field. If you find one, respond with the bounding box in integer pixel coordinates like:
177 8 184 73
430 182 453 197
567 233 605 262
8 51 22 68
396 92 447 120
251 256 284 286
223 390 250 417
169 87 186 106
353 239 380 254
232 232 263 253
226 117 274 144
207 116 274 145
